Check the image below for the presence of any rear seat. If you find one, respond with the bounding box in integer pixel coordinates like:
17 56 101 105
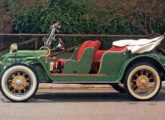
91 46 127 73
94 46 127 63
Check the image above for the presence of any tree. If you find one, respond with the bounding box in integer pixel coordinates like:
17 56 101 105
86 0 165 35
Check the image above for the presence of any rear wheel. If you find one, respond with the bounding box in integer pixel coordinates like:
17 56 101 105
124 63 161 100
0 64 38 102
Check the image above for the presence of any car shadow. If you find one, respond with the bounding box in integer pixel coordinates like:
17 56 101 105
1 89 165 103
29 90 165 103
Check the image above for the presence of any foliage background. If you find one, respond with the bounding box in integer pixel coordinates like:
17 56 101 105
2 0 165 49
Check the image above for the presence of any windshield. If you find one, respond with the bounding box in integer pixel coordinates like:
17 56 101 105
43 22 61 48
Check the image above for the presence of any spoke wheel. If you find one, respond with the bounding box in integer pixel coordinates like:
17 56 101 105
1 64 38 102
124 63 161 100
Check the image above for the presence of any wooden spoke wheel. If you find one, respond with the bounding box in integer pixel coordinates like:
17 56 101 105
124 63 161 100
0 64 38 102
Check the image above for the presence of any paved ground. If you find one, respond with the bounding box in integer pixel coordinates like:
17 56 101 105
0 88 165 120
38 82 165 89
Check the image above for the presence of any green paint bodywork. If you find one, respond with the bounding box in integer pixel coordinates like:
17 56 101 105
1 48 165 83
63 48 94 74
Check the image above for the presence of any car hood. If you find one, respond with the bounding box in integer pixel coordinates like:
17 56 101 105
2 50 47 58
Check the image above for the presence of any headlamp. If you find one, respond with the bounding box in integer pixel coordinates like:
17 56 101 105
10 43 18 52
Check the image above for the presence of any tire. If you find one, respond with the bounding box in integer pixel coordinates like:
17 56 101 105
0 64 39 102
124 62 161 101
111 83 125 93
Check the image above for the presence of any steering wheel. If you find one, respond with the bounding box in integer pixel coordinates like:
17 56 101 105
59 38 67 51
39 46 51 57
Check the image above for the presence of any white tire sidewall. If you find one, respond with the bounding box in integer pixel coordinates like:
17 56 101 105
1 65 37 101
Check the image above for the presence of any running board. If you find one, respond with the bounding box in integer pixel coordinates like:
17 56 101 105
51 74 106 77
52 81 119 84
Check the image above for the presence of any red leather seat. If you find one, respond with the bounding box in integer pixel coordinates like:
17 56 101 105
94 50 106 63
76 40 92 61
109 46 127 52
87 40 101 63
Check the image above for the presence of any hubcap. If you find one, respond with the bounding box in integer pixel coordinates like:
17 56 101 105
16 79 22 86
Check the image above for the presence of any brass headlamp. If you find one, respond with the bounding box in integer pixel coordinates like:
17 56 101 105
10 43 18 52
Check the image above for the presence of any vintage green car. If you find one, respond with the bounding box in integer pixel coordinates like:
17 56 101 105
0 23 165 102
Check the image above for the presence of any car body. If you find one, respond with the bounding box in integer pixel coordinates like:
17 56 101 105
1 45 165 83
0 23 165 102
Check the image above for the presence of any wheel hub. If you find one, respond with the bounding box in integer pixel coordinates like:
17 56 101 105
16 79 22 86
11 75 28 90
136 75 149 89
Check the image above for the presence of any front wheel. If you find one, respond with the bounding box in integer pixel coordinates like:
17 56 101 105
124 63 161 100
0 64 38 102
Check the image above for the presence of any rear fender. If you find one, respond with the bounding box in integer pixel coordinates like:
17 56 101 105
119 54 165 83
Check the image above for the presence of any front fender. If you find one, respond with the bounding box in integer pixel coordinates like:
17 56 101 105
0 50 50 83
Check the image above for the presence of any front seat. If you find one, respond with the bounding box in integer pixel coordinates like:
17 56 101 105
57 40 92 69
57 40 101 74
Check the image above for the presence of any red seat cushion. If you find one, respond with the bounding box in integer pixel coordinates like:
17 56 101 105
94 50 107 63
77 40 92 60
109 46 127 51
87 40 101 63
